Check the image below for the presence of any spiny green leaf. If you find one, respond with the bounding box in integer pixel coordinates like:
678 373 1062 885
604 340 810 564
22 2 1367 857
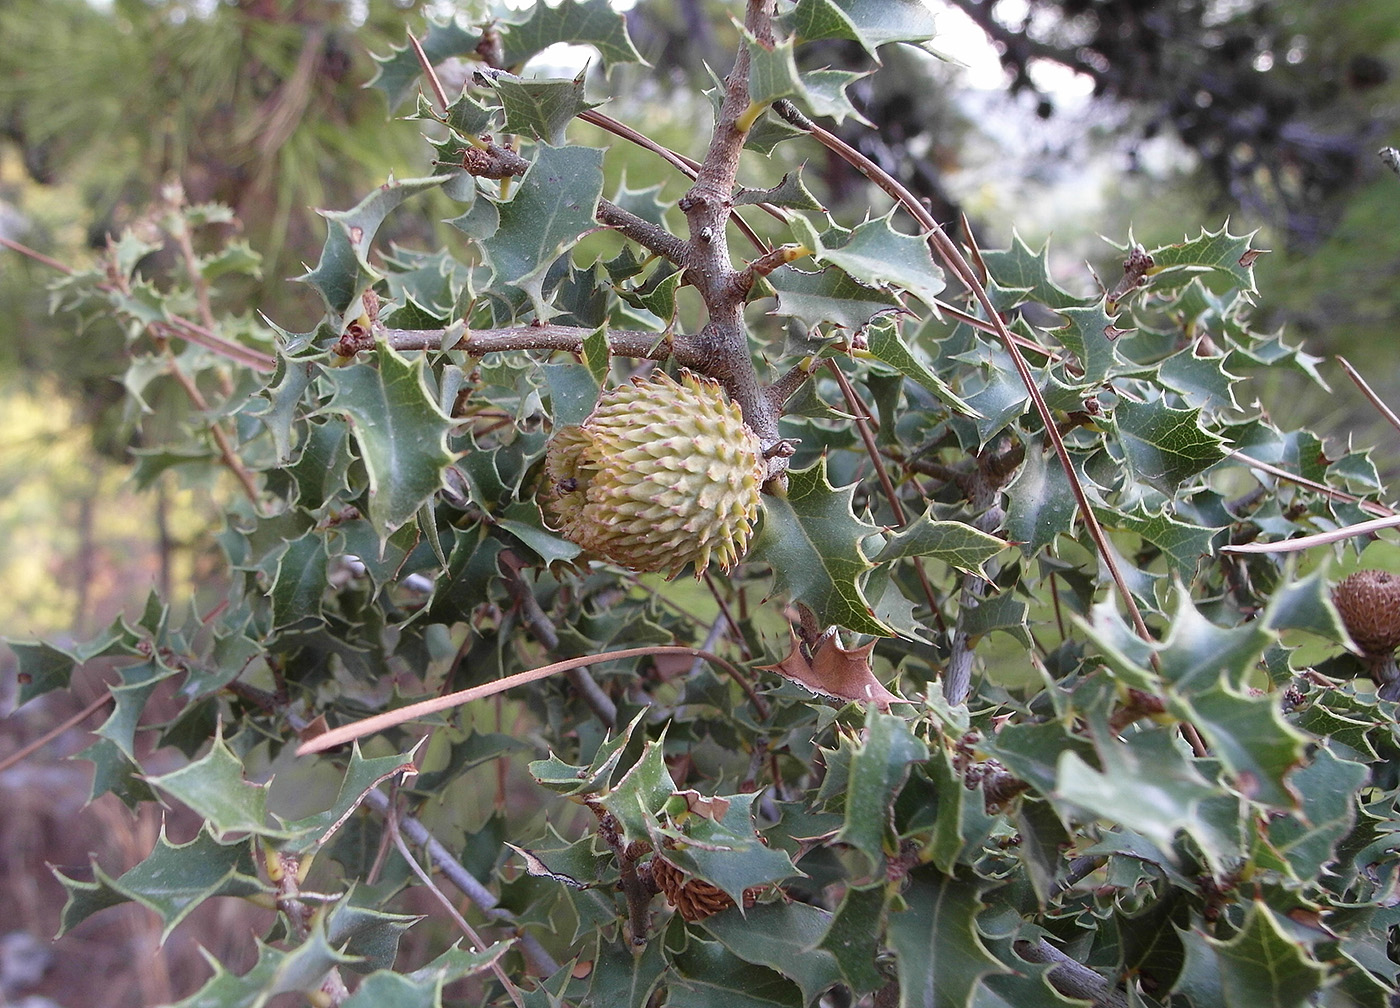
1056 724 1232 872
1265 747 1364 880
1095 503 1220 579
767 265 901 331
1112 397 1228 494
837 709 929 870
146 731 291 840
324 344 456 539
370 20 482 113
598 736 674 847
1147 223 1263 295
270 532 330 630
1176 901 1326 1008
56 824 263 940
783 0 939 56
751 457 893 637
11 639 78 706
493 73 598 145
864 320 978 416
299 176 450 323
662 793 799 903
588 937 669 1008
1053 301 1124 385
479 144 604 319
701 902 841 1005
1004 434 1078 554
924 748 1001 874
670 938 805 1008
872 508 1008 576
888 869 1011 1008
500 0 645 70
734 169 824 211
793 213 945 310
285 744 420 846
980 233 1093 312
818 882 888 993
77 736 158 807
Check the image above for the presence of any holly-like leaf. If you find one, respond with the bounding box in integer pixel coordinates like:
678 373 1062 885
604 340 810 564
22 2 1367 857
54 824 263 940
793 213 945 310
1111 397 1228 494
873 508 1008 576
701 902 842 1005
767 265 901 331
499 0 645 69
324 344 456 538
479 144 604 318
1176 901 1326 1008
146 730 291 840
1004 434 1078 554
663 793 799 903
285 744 420 846
980 234 1093 312
783 0 939 57
836 709 928 870
597 736 674 847
865 321 978 416
888 869 1011 1008
1053 301 1124 385
670 938 805 1008
1266 747 1364 880
493 73 598 145
1056 724 1233 873
1147 224 1263 295
751 457 894 637
11 639 78 706
589 937 669 1008
1094 503 1220 579
270 531 330 630
734 169 824 211
818 883 888 993
299 176 449 323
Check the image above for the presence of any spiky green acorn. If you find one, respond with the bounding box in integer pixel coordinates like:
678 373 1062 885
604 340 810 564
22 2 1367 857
545 371 765 578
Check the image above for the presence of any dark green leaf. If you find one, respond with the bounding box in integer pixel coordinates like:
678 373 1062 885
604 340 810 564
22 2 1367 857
493 73 598 145
701 902 841 1004
873 509 1007 576
837 708 929 870
767 265 900 331
479 145 604 318
324 345 456 538
500 0 645 69
783 0 939 56
299 176 449 321
1176 901 1326 1008
751 457 894 637
889 869 1010 1008
146 731 291 840
818 882 888 993
1112 397 1228 494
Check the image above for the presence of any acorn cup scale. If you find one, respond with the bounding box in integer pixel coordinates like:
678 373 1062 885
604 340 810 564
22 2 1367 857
1332 569 1400 700
544 370 766 579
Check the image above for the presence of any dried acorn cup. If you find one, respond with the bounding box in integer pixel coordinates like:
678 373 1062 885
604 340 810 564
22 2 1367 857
1332 569 1400 700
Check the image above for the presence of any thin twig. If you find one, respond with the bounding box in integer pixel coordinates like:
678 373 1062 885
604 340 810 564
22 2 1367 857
1338 355 1400 437
0 690 113 775
1230 451 1394 517
385 800 526 1008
